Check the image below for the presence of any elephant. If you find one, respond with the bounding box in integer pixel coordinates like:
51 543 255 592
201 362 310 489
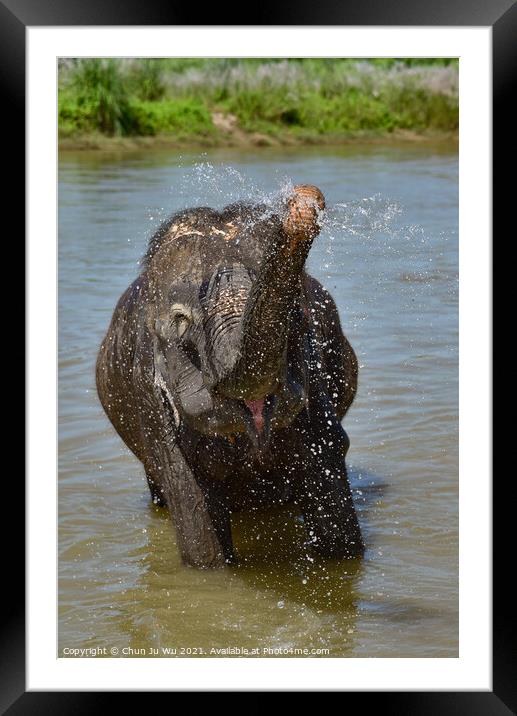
96 184 364 568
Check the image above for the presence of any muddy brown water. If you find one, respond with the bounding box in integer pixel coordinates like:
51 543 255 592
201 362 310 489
58 144 458 657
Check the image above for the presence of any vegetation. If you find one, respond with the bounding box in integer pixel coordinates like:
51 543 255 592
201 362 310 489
58 58 458 147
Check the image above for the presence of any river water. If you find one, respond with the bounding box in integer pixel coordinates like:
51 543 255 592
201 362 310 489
58 143 458 658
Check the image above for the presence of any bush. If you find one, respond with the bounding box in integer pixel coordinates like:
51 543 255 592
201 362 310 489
129 99 215 137
127 59 166 102
63 59 136 136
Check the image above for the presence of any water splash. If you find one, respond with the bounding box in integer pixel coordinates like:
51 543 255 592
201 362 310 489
323 195 403 238
173 160 294 214
169 163 412 246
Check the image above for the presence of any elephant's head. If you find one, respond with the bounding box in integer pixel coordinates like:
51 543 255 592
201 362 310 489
146 184 325 455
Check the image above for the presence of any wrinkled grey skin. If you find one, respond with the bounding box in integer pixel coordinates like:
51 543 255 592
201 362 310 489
96 186 364 568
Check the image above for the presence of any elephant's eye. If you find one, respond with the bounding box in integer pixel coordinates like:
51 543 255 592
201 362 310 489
170 304 193 339
174 313 190 339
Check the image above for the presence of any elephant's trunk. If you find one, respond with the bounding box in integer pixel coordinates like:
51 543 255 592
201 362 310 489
216 185 325 401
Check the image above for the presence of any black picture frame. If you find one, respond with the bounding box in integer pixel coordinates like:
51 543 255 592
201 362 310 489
9 0 504 709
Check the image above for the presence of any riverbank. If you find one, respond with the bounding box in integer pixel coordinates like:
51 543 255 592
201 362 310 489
58 59 458 152
59 123 458 153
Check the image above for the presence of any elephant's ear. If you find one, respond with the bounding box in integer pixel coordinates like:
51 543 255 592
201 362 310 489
152 330 181 429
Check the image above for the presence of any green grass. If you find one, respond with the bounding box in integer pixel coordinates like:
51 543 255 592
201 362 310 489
58 60 214 139
58 58 458 144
